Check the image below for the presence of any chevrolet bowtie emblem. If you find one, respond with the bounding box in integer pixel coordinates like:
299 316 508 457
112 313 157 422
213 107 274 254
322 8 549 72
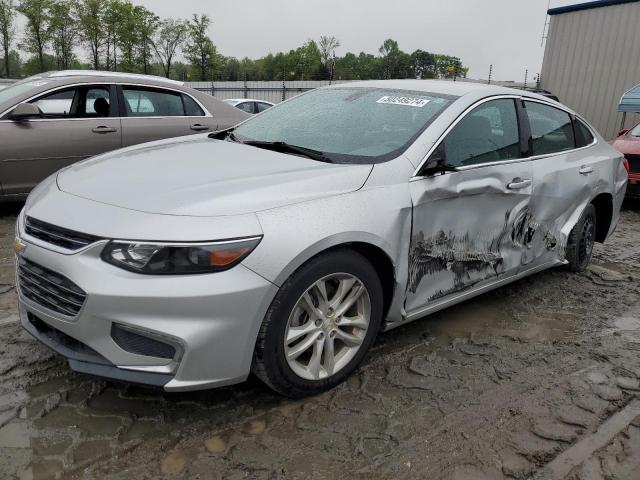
13 238 27 255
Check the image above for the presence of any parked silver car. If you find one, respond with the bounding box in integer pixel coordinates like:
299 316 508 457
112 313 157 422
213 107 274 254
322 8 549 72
0 70 249 200
15 80 627 396
224 98 275 114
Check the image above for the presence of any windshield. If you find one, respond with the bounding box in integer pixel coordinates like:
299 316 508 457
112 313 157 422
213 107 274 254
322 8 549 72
0 75 50 105
232 87 455 163
630 123 640 137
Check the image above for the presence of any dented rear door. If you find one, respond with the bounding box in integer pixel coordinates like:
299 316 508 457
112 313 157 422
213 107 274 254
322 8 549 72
523 101 602 269
405 97 534 313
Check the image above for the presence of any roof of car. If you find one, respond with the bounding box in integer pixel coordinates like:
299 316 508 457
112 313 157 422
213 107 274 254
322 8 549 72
225 98 275 104
325 79 554 102
0 70 247 117
28 70 185 86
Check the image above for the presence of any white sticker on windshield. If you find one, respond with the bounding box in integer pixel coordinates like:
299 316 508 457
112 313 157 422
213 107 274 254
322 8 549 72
377 96 430 107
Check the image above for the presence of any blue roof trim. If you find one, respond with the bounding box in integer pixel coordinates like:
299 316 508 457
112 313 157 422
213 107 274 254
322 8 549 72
548 0 639 15
619 84 640 113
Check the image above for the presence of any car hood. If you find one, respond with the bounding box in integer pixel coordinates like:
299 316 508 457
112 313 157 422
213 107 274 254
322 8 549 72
56 136 373 217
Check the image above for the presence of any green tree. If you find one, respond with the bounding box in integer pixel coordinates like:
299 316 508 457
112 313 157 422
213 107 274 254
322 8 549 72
49 0 77 69
134 5 158 74
113 1 139 72
152 18 187 78
76 0 105 69
184 14 215 81
17 0 53 73
433 54 465 79
378 38 399 78
1 49 21 76
318 35 339 79
411 49 436 79
21 51 54 75
102 0 126 70
0 0 15 77
292 40 321 80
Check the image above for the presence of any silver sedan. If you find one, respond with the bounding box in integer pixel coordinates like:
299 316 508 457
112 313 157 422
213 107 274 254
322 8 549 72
15 80 627 397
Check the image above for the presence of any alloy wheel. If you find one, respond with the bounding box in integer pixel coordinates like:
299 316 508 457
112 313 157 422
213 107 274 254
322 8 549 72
579 215 595 265
283 273 372 381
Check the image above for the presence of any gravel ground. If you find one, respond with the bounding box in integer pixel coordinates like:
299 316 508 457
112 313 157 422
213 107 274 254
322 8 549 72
1 201 640 480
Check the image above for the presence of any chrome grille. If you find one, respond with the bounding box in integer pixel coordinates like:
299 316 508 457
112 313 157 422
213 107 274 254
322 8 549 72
625 154 640 173
25 216 100 251
17 258 87 317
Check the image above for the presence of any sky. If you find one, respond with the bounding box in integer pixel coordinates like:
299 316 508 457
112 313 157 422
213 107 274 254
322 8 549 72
127 0 581 81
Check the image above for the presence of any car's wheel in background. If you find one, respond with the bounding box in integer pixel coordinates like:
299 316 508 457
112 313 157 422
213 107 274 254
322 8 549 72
252 249 383 397
566 203 597 272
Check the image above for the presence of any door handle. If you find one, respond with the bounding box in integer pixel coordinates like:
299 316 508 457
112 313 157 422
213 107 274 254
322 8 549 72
92 126 117 134
579 165 594 175
190 124 210 131
507 178 532 190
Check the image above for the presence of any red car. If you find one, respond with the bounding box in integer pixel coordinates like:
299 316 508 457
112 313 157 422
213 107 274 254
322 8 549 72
610 123 640 198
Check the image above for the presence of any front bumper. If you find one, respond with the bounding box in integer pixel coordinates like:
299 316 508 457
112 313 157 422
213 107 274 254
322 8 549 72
16 231 278 392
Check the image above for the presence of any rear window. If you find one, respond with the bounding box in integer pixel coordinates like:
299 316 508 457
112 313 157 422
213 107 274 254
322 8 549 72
123 88 184 117
236 102 254 114
524 101 575 156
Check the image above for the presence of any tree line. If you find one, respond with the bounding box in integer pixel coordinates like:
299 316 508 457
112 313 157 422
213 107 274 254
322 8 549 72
0 0 468 82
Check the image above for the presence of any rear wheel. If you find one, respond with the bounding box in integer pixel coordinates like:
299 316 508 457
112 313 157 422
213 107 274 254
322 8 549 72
252 249 383 397
566 204 596 272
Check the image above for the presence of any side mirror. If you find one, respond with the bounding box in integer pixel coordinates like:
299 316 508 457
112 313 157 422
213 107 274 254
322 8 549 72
9 103 43 121
618 128 630 137
420 143 457 176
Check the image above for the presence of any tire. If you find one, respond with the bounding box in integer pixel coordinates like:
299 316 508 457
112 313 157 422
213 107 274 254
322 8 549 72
565 203 596 272
252 249 384 397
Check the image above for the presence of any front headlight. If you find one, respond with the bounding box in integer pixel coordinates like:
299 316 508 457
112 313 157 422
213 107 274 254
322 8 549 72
101 237 262 274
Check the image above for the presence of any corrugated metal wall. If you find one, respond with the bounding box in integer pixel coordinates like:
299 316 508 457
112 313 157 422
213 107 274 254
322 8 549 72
540 1 640 139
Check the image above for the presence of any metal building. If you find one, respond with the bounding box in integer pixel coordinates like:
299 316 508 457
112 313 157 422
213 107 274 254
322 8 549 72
540 0 640 139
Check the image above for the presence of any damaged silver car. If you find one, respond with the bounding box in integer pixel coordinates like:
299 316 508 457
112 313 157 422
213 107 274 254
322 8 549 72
16 80 627 397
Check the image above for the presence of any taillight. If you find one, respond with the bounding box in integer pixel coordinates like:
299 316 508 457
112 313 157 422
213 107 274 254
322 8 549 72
623 157 630 174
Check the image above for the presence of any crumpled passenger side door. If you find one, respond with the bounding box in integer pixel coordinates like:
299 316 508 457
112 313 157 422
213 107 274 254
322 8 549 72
406 97 535 314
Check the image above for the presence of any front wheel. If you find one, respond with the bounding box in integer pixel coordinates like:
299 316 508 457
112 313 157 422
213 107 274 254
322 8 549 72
565 203 596 272
252 249 383 397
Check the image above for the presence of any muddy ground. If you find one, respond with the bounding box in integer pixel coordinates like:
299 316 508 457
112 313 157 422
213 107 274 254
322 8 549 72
1 202 640 480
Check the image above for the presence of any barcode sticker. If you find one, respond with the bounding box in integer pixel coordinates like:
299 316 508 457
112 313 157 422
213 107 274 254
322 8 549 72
377 96 430 107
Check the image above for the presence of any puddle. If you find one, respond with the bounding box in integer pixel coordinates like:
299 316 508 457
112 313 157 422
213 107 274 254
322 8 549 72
0 373 274 479
614 316 640 331
426 296 581 343
600 303 640 340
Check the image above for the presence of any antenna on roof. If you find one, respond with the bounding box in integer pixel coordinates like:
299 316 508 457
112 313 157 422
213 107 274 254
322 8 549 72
541 0 551 47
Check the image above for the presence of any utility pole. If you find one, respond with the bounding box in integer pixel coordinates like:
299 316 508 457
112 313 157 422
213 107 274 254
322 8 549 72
488 64 493 85
282 66 286 102
524 69 528 89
